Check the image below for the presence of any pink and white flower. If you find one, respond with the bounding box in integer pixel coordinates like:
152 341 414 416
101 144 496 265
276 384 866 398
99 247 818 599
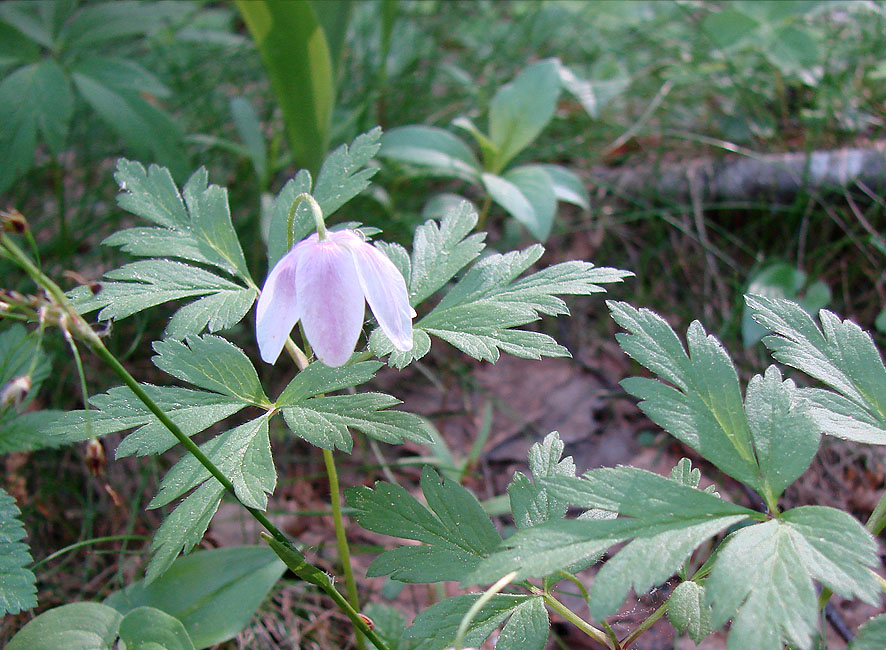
256 229 414 367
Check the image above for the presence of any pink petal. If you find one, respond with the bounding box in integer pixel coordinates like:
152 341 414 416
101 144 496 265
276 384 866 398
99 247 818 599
346 236 414 352
297 238 366 367
256 245 306 364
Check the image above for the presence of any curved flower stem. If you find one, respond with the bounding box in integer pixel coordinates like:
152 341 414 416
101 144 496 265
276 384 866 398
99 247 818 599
323 447 366 650
1 232 390 650
287 192 326 246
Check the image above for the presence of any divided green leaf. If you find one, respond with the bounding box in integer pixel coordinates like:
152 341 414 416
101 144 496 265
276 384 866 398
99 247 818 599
404 594 535 650
72 162 256 339
747 294 886 444
611 302 821 500
470 467 753 613
346 467 501 583
0 487 36 616
508 431 576 529
707 506 879 650
281 391 431 453
850 613 886 650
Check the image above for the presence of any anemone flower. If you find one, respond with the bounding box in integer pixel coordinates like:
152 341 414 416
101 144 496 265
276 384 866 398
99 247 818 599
257 229 414 367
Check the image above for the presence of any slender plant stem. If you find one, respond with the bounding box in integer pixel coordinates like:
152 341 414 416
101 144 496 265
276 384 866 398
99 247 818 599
865 489 886 536
1 233 390 650
31 535 149 571
323 447 366 650
619 600 668 649
476 194 492 231
454 572 518 650
536 590 614 649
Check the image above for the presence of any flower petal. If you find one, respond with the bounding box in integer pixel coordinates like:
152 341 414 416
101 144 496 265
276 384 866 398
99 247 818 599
256 245 305 364
297 239 366 367
347 237 414 352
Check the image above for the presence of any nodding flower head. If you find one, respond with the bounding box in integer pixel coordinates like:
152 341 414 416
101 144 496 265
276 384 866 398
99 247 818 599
256 229 414 367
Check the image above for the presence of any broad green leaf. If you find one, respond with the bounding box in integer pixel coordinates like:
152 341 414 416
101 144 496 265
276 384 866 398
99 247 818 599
496 597 549 650
451 115 499 168
229 96 267 186
6 602 122 650
72 73 186 176
149 414 274 511
610 301 762 488
875 307 886 334
520 163 590 210
106 546 285 650
310 0 352 74
851 613 886 650
0 21 39 67
707 507 878 650
0 60 72 193
151 336 268 406
346 467 501 583
668 581 713 644
0 3 53 47
71 56 171 99
117 607 195 650
747 294 886 444
282 393 431 452
276 360 382 405
488 59 561 170
405 594 532 650
236 0 333 174
481 172 540 239
312 127 382 217
43 385 246 457
57 1 189 49
145 480 225 583
765 25 820 75
0 487 36 615
701 8 759 49
501 166 558 241
412 246 630 364
745 366 819 499
379 125 482 182
509 432 576 529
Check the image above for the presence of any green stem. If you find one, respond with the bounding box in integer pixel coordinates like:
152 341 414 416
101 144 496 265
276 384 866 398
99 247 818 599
454 572 518 650
476 194 492 232
31 535 149 571
1 232 389 650
537 590 614 649
865 489 886 535
619 600 668 649
323 447 366 650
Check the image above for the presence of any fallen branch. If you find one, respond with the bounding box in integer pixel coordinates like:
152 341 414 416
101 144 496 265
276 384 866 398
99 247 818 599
590 140 886 203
